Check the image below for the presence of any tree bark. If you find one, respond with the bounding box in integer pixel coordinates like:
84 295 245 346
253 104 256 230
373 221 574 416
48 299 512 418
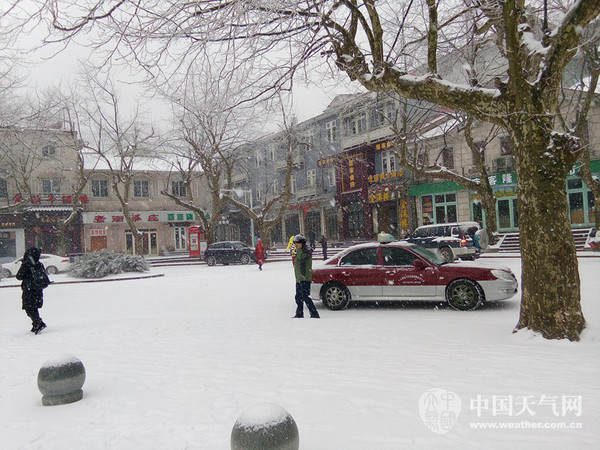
512 126 585 340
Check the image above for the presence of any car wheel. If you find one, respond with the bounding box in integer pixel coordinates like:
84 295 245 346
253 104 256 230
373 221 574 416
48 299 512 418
1 268 11 278
46 265 59 275
321 282 350 310
240 253 250 265
439 246 454 262
446 278 484 311
206 256 216 266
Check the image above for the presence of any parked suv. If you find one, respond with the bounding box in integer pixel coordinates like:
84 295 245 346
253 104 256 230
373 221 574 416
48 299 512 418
204 241 256 266
406 222 488 262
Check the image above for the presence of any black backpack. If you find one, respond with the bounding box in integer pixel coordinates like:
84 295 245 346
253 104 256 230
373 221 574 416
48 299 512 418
30 264 50 290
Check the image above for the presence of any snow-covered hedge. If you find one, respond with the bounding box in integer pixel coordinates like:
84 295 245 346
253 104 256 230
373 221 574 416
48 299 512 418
69 251 149 279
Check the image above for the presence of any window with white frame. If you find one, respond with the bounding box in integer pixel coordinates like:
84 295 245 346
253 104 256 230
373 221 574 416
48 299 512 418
171 180 186 197
381 150 397 173
174 226 187 251
255 150 262 168
256 184 263 202
344 112 367 135
271 179 279 195
269 146 276 162
326 120 337 143
290 175 296 194
133 180 150 198
42 178 61 195
327 166 336 187
243 190 252 206
42 144 57 158
307 169 316 187
91 179 109 198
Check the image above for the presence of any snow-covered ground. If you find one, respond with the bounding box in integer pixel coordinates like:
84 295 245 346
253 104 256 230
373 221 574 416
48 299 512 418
1 257 599 449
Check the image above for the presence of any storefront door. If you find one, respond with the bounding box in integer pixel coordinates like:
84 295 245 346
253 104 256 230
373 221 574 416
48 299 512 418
497 197 519 231
174 226 187 251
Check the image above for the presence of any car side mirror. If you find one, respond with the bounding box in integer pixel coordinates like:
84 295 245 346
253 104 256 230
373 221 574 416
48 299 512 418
413 259 427 270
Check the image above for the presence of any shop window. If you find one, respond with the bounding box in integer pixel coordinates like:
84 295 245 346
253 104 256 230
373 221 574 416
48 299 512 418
126 230 158 255
133 180 149 198
424 193 457 224
569 192 585 224
588 191 595 223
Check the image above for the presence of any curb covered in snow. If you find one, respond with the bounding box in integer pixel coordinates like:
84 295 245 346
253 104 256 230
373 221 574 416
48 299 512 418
0 273 164 289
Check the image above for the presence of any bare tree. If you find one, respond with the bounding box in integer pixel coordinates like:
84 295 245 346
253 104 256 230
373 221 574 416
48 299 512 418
221 107 299 248
160 66 260 244
12 0 600 340
77 72 157 256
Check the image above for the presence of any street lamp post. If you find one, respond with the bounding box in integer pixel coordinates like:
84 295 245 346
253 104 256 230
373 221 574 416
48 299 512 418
220 188 254 244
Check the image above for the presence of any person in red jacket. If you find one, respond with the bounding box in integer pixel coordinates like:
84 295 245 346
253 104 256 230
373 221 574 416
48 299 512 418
254 238 265 270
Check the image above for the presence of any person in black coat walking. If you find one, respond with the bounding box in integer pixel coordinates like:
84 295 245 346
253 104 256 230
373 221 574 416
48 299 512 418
319 235 328 260
16 247 50 334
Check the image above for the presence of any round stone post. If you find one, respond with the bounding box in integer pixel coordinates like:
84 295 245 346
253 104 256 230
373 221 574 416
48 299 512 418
37 355 86 406
231 403 299 450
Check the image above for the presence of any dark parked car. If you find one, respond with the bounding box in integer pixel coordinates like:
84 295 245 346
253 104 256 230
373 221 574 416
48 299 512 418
204 241 256 266
405 221 488 262
311 241 517 311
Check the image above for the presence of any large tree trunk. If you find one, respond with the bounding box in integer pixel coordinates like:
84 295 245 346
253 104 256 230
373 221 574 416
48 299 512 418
513 127 586 340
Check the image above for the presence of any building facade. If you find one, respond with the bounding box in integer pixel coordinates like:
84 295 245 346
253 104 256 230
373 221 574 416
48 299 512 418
1 125 210 262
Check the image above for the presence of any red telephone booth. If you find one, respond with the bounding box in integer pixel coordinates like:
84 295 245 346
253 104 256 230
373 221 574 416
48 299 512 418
188 226 206 258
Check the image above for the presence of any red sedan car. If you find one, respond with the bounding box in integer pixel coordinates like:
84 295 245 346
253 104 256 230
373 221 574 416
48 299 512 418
310 241 518 311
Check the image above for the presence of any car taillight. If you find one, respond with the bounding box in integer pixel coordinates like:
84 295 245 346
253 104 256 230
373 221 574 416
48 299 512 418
460 239 467 247
61 259 69 262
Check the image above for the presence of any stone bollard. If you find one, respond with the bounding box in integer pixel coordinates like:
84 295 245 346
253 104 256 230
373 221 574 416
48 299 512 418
231 403 299 450
37 354 86 406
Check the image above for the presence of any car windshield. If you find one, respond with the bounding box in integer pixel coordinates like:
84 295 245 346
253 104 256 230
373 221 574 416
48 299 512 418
411 245 446 265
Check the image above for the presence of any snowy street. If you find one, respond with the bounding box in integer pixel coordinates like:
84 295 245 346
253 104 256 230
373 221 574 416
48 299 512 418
1 257 599 449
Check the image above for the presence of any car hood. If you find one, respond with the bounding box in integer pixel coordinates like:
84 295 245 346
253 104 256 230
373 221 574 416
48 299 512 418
441 260 513 273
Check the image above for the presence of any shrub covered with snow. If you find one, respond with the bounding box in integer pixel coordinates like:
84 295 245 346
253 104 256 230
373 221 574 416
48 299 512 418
69 251 149 279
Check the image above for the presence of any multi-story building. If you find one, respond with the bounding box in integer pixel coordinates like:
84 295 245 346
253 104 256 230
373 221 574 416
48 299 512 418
0 125 84 261
81 156 209 256
0 125 210 262
227 98 344 244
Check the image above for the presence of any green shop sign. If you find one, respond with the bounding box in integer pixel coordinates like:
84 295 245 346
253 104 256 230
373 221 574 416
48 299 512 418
167 213 195 221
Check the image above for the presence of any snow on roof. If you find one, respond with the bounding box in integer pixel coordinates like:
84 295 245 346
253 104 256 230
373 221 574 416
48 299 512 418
83 153 185 173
